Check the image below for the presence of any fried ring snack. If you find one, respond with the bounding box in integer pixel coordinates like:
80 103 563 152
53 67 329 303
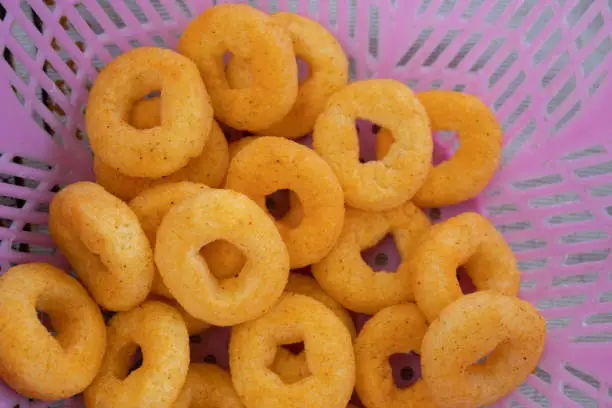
181 363 244 408
129 182 211 298
270 274 356 384
130 182 244 286
86 47 212 178
422 291 546 408
376 91 502 207
49 182 154 311
94 102 229 201
312 201 430 314
313 79 432 211
355 303 437 408
0 263 106 400
155 189 290 326
230 294 355 408
178 4 297 131
225 137 345 268
412 212 520 322
226 12 348 138
84 301 189 408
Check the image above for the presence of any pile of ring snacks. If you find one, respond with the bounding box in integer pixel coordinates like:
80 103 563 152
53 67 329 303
0 4 546 408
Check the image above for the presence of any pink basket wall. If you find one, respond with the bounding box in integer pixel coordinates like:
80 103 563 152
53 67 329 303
0 0 611 407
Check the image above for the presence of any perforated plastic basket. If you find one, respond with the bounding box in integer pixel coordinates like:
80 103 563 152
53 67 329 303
0 0 611 407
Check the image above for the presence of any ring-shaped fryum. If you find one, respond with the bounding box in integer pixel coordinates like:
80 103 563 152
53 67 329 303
225 137 345 268
230 294 355 408
129 182 211 298
178 4 297 131
0 263 106 400
49 182 154 311
355 303 437 408
84 301 190 408
313 79 432 211
312 201 430 314
411 212 520 322
86 47 212 178
226 12 348 138
94 100 228 201
270 274 356 384
155 189 290 326
376 90 502 207
421 291 546 408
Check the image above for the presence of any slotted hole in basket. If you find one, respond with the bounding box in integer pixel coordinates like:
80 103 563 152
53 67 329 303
447 33 482 70
563 384 598 408
3 47 30 84
582 36 611 76
58 15 86 52
567 0 596 27
396 27 433 67
389 352 421 389
524 6 554 44
37 86 67 124
150 0 174 22
74 2 104 35
548 74 577 115
199 240 246 281
10 21 38 58
20 2 45 34
361 234 400 272
266 189 303 229
0 3 6 20
42 60 73 96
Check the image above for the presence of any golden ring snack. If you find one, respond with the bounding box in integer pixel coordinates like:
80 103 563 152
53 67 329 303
0 263 106 400
130 182 244 285
180 363 245 408
225 137 345 268
270 274 356 384
155 188 290 326
84 301 190 408
49 182 154 311
421 291 546 408
355 303 437 408
376 90 502 207
313 79 432 211
226 12 348 138
230 294 355 408
129 182 211 298
86 47 212 178
412 212 520 321
178 4 298 131
312 201 430 314
94 100 229 201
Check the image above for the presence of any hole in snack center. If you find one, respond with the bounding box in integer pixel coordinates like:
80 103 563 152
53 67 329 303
282 341 305 355
375 129 459 165
129 90 162 129
457 266 476 294
361 234 401 272
297 57 310 84
389 352 422 389
266 189 303 228
199 240 246 281
37 310 56 337
356 119 382 163
270 341 311 385
116 344 143 380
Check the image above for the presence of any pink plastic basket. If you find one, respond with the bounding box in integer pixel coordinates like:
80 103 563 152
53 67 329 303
0 0 611 407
